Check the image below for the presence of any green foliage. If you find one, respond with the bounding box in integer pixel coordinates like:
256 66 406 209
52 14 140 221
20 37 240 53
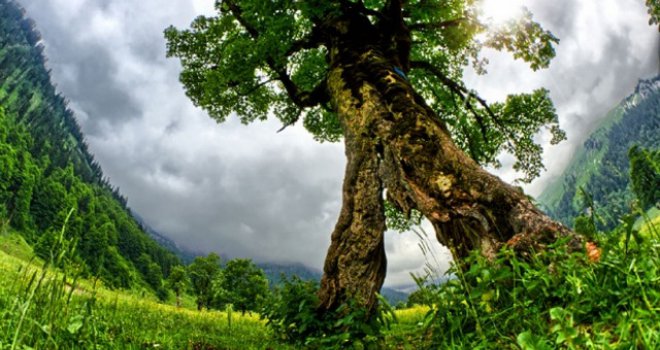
384 201 422 232
413 213 660 349
573 215 597 241
164 0 315 126
262 276 396 349
0 0 180 292
540 77 660 229
490 89 565 182
156 286 170 302
166 0 565 182
212 258 269 313
482 9 558 71
166 265 189 304
188 252 221 310
0 236 292 350
629 145 660 210
405 288 429 308
647 0 660 27
261 276 321 344
1 208 660 349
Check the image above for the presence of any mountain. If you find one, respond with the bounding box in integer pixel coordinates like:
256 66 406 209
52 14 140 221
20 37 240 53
258 262 323 285
258 262 409 304
0 0 179 291
538 75 660 229
132 211 199 264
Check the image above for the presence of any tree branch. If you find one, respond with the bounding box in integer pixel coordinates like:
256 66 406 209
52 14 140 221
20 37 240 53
342 0 385 20
277 109 303 133
412 60 493 142
236 78 277 97
408 17 467 31
284 27 323 57
380 0 411 71
223 0 328 109
278 79 330 132
411 61 522 156
410 61 498 121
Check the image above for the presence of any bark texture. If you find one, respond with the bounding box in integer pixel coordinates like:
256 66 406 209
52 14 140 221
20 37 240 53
317 90 387 315
316 11 582 315
328 48 582 259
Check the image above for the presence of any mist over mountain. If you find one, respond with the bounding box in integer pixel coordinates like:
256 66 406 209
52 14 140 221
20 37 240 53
0 0 179 291
538 75 660 228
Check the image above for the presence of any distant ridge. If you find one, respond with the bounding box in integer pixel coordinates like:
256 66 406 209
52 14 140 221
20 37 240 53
131 211 200 264
257 262 409 304
538 75 660 228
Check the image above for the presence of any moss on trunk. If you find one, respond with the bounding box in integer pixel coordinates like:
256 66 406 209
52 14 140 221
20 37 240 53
318 45 582 315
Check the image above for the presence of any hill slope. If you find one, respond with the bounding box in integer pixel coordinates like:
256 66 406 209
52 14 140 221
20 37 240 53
538 75 660 228
0 0 179 290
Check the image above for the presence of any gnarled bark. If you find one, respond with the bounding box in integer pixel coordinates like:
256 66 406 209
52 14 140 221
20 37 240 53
328 49 582 259
317 12 583 316
317 105 387 315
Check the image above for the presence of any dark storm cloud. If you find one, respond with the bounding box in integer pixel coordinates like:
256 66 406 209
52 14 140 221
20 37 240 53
16 0 659 287
19 0 144 136
68 49 143 135
93 117 346 267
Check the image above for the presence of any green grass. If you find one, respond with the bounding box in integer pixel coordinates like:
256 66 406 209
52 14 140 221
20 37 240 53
0 221 299 349
0 246 295 349
411 213 660 349
0 232 35 263
635 206 660 232
0 229 427 349
1 212 658 349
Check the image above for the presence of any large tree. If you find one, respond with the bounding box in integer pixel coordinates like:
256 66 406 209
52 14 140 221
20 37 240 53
211 258 269 313
165 0 583 315
166 265 190 307
188 253 222 310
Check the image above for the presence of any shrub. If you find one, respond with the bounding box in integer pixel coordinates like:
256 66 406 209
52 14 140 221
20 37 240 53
262 276 395 349
416 217 660 349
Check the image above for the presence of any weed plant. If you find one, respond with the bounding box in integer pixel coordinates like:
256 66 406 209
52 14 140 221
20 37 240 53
414 211 660 349
262 276 398 349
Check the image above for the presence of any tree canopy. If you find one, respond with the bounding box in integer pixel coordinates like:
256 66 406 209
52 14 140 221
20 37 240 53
212 258 269 313
165 0 566 182
629 145 660 210
188 253 222 310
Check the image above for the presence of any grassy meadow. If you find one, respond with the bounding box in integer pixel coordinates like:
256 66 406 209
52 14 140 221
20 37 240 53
0 232 289 349
0 231 428 349
0 207 659 349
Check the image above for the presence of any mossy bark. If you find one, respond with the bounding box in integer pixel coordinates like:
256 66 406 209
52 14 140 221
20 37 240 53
317 93 387 316
317 14 582 316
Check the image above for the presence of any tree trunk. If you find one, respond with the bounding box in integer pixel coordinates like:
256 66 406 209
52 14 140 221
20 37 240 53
317 44 583 314
331 48 583 259
317 105 387 316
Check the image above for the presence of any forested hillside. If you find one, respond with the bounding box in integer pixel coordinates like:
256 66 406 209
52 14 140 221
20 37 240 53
0 0 178 291
538 76 660 228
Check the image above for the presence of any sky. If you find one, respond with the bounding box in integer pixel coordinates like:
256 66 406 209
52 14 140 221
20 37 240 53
17 0 659 287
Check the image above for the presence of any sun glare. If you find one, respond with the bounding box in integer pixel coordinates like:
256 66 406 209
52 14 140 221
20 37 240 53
479 0 526 27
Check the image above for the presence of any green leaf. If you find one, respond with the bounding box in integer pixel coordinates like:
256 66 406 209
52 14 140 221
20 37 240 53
67 315 84 334
517 330 552 350
549 307 564 321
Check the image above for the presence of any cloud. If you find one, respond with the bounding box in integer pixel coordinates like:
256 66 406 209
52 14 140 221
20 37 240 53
466 0 659 195
17 0 659 288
